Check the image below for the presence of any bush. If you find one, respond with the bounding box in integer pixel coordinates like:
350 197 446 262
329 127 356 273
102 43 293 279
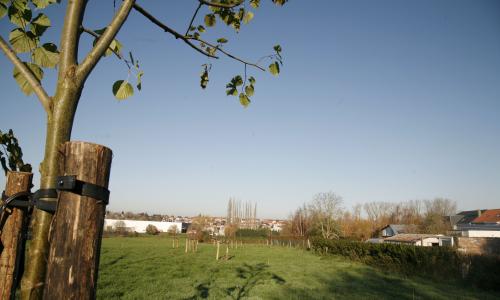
310 237 500 291
146 224 160 235
235 228 270 238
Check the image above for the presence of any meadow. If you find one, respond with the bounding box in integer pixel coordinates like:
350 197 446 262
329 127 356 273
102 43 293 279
97 236 500 299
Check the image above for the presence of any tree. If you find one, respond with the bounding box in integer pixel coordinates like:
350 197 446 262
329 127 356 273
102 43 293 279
167 224 178 236
309 192 343 239
0 0 288 298
145 224 159 235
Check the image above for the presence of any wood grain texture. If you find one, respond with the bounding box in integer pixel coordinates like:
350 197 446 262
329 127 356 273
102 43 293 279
0 171 32 300
44 142 112 299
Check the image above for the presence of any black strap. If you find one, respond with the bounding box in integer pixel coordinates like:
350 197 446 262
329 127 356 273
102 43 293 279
56 175 110 205
32 189 58 213
1 191 32 210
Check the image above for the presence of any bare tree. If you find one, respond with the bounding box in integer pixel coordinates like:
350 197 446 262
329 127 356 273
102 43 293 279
309 192 343 239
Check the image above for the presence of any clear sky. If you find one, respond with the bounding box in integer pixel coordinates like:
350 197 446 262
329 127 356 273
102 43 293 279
1 0 499 219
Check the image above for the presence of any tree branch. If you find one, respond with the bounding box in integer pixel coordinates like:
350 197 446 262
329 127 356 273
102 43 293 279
0 35 52 113
132 3 218 59
185 2 203 36
189 37 265 71
80 26 123 60
77 0 135 83
58 0 88 77
198 0 244 9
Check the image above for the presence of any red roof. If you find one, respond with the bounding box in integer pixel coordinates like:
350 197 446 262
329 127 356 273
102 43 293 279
472 209 500 224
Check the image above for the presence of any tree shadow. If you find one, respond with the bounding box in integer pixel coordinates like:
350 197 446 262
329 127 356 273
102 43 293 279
272 264 499 300
226 263 286 300
185 263 285 300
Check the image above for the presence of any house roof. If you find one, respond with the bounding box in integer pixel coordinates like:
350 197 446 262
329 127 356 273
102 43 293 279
453 210 481 225
384 234 441 243
472 209 500 224
382 224 416 234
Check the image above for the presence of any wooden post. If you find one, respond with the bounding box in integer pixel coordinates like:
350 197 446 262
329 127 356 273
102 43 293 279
226 244 229 258
43 142 112 299
185 238 188 253
216 241 220 260
0 171 32 300
172 239 175 249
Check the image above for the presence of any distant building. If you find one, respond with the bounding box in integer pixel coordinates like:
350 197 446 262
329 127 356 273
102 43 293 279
384 234 453 247
379 224 417 237
104 219 187 233
451 209 500 238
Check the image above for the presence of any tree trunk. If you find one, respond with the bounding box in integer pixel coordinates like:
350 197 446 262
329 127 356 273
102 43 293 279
43 142 112 299
21 87 82 300
0 171 33 300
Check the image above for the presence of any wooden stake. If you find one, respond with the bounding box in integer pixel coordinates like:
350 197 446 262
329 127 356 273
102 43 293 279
0 171 32 300
216 241 220 260
185 238 188 253
44 142 112 299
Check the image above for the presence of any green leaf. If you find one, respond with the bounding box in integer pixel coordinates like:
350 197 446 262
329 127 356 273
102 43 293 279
245 85 254 97
200 69 209 89
0 3 7 19
107 39 122 57
32 43 59 68
226 88 237 96
11 0 28 11
243 11 254 24
197 25 205 33
136 71 144 91
217 38 228 44
272 0 288 6
13 62 43 95
250 0 260 9
32 0 59 9
8 4 31 28
248 76 256 85
9 28 37 53
204 14 216 27
112 80 134 100
239 93 250 107
233 75 243 86
273 44 282 53
30 13 50 36
269 61 280 76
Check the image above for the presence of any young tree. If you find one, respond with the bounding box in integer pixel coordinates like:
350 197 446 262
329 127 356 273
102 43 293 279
0 0 288 298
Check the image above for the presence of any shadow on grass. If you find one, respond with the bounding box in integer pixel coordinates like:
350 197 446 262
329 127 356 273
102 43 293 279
272 265 489 300
185 263 285 300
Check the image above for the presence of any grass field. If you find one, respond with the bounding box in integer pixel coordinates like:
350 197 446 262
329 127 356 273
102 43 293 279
97 236 500 299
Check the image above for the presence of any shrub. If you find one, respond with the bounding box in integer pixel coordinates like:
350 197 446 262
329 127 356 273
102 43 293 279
310 237 500 291
146 224 160 235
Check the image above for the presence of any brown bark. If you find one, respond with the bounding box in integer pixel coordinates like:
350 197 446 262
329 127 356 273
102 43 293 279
43 142 112 299
0 171 33 300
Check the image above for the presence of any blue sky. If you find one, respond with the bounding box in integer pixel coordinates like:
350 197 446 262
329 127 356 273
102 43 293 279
1 0 499 218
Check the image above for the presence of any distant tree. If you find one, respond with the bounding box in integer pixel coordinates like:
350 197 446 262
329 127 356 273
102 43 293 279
421 198 456 234
145 224 160 235
167 224 178 236
309 192 344 239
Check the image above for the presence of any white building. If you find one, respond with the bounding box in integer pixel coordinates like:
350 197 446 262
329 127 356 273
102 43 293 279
104 219 184 233
384 234 453 247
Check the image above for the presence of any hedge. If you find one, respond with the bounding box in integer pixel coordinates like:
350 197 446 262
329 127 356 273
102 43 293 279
311 237 500 291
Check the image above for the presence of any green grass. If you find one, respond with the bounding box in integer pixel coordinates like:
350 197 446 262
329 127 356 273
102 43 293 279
97 236 500 299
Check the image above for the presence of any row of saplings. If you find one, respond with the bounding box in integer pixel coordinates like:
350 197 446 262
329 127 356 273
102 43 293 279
310 237 500 291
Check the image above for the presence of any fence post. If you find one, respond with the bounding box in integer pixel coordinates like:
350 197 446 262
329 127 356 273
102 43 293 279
216 241 220 260
0 171 33 299
43 142 112 299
